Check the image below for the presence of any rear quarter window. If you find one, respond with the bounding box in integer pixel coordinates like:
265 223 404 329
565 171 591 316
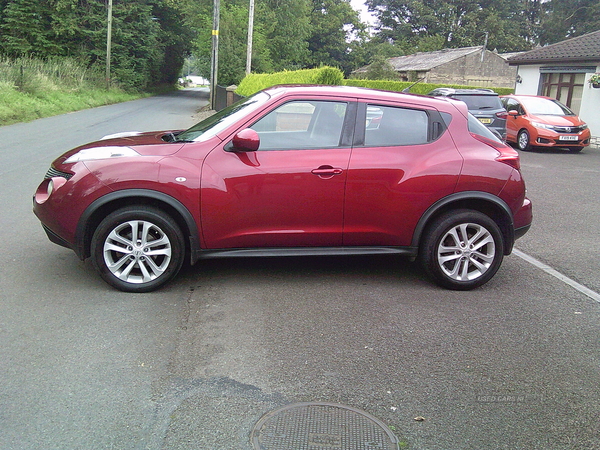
468 114 502 142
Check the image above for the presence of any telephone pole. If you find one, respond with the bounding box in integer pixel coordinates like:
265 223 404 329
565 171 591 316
106 0 113 90
246 0 255 75
210 0 220 110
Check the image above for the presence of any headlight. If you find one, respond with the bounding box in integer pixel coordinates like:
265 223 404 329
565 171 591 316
581 124 588 130
531 122 555 130
65 146 139 163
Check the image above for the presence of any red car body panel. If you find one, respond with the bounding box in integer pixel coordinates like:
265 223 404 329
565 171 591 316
34 85 532 287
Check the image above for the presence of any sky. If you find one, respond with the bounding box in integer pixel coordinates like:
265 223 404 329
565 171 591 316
350 0 377 25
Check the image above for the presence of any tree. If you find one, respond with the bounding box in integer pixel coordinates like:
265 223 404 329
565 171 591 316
364 0 543 53
307 0 364 74
540 0 600 44
0 0 195 89
0 0 58 56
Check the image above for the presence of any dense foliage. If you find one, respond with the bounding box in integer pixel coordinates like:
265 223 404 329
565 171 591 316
0 0 598 91
0 0 192 90
365 0 600 53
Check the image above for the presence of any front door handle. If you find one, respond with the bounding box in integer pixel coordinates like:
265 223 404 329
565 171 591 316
311 165 343 178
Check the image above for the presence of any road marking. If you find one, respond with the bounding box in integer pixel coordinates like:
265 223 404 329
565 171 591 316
513 249 600 303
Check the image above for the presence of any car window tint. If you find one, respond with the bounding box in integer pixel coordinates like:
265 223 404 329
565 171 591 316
251 101 348 150
453 95 502 110
364 105 429 147
468 114 502 142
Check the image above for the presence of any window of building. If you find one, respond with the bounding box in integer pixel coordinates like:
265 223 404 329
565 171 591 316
540 72 585 114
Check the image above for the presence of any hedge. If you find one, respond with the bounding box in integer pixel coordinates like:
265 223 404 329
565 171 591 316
236 69 514 97
236 67 344 97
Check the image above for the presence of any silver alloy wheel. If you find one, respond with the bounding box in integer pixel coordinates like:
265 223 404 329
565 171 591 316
103 219 172 284
436 222 495 282
517 130 530 150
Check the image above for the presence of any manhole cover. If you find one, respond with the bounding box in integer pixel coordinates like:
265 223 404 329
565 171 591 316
251 402 399 450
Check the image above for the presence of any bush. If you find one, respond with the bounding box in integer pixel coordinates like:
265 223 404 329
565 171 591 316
343 79 513 96
236 66 344 96
237 68 514 97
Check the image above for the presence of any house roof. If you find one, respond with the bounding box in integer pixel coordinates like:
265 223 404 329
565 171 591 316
354 46 486 73
388 46 485 71
507 29 600 65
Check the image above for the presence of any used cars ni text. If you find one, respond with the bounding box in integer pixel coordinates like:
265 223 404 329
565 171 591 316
500 94 591 152
34 86 532 292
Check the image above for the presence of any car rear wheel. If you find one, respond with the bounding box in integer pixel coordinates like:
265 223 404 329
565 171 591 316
91 206 185 292
420 210 504 290
517 129 531 151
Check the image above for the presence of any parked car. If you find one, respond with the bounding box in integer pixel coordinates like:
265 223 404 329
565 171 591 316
500 94 591 152
428 88 508 140
34 85 532 292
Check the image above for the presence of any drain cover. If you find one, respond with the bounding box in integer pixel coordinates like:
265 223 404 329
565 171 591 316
251 402 399 450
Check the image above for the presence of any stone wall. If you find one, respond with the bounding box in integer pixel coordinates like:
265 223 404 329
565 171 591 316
426 50 517 88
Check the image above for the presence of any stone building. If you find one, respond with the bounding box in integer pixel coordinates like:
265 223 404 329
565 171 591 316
354 46 518 88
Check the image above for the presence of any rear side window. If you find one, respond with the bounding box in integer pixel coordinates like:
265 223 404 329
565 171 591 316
453 95 502 110
364 105 429 146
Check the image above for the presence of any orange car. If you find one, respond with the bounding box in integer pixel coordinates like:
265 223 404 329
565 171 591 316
500 95 591 153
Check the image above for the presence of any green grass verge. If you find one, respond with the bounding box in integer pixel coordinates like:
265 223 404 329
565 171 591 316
0 83 145 126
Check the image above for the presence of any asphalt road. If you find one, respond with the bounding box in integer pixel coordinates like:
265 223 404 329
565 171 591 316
0 89 598 450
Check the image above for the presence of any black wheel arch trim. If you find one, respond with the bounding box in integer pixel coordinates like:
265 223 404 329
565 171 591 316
412 191 515 255
75 189 201 263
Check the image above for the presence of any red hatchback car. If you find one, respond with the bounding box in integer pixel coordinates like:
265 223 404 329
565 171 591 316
34 86 532 292
501 94 591 152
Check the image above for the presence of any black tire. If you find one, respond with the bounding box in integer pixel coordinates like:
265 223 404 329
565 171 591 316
91 206 185 292
419 210 504 290
517 129 531 151
568 147 583 153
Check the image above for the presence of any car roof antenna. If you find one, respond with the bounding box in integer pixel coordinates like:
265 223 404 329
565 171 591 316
402 77 426 93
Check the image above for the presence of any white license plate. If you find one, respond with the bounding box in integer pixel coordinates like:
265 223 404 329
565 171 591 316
559 135 579 141
478 118 492 124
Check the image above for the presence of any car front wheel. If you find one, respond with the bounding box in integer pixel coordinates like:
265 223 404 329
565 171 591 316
517 129 531 151
91 206 185 292
420 210 504 290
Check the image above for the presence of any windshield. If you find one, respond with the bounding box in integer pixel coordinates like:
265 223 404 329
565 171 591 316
454 94 502 111
176 91 270 142
519 97 574 116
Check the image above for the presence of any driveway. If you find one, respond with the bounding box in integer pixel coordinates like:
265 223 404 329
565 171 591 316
0 90 598 450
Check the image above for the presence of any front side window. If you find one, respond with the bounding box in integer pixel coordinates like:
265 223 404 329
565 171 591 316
364 105 429 147
503 98 524 115
251 100 348 150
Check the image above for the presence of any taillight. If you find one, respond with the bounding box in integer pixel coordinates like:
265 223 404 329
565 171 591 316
470 132 521 170
496 111 508 120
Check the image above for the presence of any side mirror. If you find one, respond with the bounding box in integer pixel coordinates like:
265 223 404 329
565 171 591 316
229 128 260 152
508 110 519 117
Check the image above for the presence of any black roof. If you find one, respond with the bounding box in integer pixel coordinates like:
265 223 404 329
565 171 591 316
507 30 600 65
